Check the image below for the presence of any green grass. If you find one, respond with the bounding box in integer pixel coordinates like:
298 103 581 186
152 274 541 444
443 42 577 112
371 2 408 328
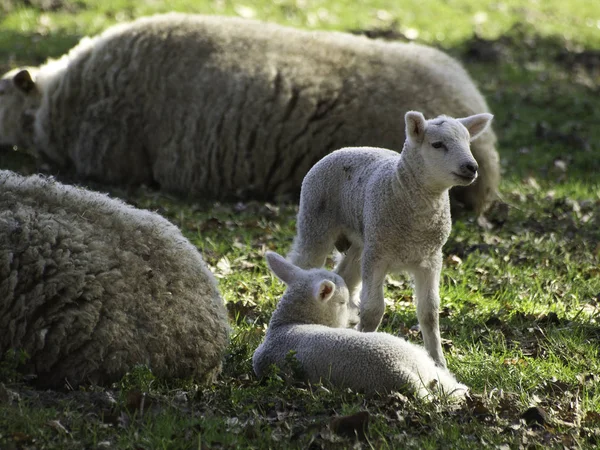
1 0 600 448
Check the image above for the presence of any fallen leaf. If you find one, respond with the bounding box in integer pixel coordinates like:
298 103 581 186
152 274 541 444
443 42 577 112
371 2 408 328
11 432 33 444
521 406 548 426
47 419 69 434
584 411 600 425
214 257 233 278
446 254 463 266
0 383 19 404
466 394 491 416
125 390 147 414
441 338 454 350
330 411 370 440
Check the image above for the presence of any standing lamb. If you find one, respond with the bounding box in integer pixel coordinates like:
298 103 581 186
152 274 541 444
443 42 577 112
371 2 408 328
253 252 467 398
288 111 493 368
0 170 229 389
0 13 498 214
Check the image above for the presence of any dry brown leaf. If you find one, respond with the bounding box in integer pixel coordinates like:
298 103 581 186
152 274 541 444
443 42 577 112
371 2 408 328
47 419 69 434
330 411 370 440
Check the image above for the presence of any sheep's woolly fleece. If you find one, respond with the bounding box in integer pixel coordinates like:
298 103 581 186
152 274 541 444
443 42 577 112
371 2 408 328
0 13 499 214
0 170 229 388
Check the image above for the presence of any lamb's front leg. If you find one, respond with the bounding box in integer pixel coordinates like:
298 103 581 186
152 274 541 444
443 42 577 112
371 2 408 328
412 261 447 368
357 251 387 332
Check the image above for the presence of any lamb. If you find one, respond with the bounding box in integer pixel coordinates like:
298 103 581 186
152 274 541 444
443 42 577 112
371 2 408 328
0 170 230 389
288 111 493 368
253 251 467 398
0 13 498 214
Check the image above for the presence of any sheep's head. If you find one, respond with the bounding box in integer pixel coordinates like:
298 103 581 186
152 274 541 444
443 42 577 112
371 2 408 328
265 251 358 329
404 111 493 191
0 68 41 149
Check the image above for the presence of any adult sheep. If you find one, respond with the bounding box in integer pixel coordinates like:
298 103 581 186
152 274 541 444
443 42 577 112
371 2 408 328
0 170 229 389
0 13 499 214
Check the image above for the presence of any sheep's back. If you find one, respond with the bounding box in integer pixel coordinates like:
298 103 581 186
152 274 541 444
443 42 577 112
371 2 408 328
0 170 229 388
255 324 462 396
33 13 497 210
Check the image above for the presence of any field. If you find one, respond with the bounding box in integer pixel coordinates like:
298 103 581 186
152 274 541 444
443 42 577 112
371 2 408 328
1 0 599 448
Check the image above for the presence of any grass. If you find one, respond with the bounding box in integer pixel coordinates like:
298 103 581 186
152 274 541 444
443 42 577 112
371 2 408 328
1 0 600 448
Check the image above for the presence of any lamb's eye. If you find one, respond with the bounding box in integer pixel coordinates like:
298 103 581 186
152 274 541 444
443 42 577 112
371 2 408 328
431 141 447 150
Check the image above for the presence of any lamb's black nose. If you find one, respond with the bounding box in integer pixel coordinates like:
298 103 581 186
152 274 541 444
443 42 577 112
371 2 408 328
463 162 478 174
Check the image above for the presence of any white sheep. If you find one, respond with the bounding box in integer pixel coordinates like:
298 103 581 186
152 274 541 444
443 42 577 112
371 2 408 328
0 170 230 389
253 251 467 398
288 111 493 368
0 13 498 214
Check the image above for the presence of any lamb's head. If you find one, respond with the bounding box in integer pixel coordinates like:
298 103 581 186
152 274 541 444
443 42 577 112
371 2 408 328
266 251 358 328
0 68 41 148
404 111 493 191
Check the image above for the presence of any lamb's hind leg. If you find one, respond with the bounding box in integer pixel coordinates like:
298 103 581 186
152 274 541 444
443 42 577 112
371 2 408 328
412 262 447 368
288 220 337 270
334 244 362 326
357 250 387 332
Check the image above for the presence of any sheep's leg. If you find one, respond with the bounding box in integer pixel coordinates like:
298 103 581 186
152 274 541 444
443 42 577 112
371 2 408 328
335 245 363 327
334 244 362 299
357 252 387 332
288 231 336 270
412 263 447 368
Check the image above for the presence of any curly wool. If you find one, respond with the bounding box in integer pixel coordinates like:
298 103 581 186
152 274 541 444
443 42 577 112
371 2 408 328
0 170 229 388
0 13 498 214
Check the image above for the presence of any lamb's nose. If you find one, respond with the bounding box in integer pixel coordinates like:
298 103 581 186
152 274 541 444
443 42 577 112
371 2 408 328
463 162 478 174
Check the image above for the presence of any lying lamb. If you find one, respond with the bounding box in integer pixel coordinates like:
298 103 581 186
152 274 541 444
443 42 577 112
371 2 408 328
289 111 493 367
253 251 467 398
0 170 229 389
0 13 498 214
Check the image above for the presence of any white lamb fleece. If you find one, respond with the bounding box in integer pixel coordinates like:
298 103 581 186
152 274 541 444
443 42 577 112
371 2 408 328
288 111 493 368
0 13 498 214
253 252 467 398
0 170 230 389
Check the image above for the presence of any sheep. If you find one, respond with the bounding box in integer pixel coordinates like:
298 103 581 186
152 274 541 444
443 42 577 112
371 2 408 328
0 13 498 215
253 251 467 398
0 169 230 389
288 111 493 368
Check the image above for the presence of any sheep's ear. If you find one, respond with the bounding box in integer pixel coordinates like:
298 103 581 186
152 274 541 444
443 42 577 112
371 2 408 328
313 279 336 302
13 70 36 94
459 113 493 141
405 111 427 145
265 251 299 285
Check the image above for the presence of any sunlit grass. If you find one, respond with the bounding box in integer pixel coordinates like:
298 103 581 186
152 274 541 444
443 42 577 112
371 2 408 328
1 0 599 448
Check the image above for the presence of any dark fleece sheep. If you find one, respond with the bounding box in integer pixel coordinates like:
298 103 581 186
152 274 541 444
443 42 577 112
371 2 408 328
0 170 229 388
0 13 499 214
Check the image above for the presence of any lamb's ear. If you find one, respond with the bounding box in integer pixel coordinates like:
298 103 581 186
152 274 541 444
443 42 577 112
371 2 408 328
313 279 336 302
405 111 427 145
265 251 299 285
13 70 36 94
459 113 493 141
